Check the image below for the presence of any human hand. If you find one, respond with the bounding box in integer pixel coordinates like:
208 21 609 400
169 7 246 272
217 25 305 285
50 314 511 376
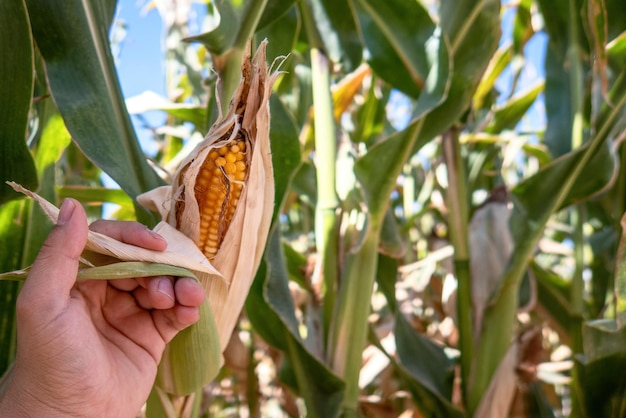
0 199 205 417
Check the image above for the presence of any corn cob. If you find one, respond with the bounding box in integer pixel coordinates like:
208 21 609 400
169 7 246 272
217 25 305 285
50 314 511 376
192 136 248 259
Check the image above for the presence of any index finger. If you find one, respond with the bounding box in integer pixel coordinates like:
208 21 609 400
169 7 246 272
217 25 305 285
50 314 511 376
90 220 167 251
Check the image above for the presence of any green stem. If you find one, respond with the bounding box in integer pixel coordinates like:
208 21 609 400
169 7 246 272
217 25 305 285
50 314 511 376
330 231 381 414
234 0 268 50
567 2 585 414
441 129 472 408
329 121 424 413
567 0 583 321
218 0 268 115
298 0 325 51
217 51 243 116
570 206 585 344
569 205 585 418
568 0 584 151
402 164 415 222
310 47 341 346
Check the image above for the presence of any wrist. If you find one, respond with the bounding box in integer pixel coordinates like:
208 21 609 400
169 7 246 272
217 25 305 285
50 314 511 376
0 366 71 418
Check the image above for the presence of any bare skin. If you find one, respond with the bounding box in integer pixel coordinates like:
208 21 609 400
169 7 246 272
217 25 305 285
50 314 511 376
0 199 205 417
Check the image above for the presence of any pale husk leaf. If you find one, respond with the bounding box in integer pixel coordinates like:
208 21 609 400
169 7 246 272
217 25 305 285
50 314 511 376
469 200 512 340
136 41 279 397
143 41 279 351
208 49 277 350
6 181 221 278
472 343 518 418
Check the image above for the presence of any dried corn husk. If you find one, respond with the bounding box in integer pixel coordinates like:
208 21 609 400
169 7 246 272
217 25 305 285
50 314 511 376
5 182 219 278
138 40 279 395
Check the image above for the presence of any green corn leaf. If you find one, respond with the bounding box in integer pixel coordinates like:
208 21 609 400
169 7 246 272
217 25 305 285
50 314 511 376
268 96 302 222
310 0 362 72
351 0 438 98
78 262 198 281
184 0 239 55
473 44 514 111
374 255 463 417
607 31 626 70
574 319 626 418
0 201 29 375
0 0 37 204
156 300 222 395
395 315 463 418
417 0 501 143
244 98 344 416
57 186 134 210
513 0 534 54
246 230 345 418
25 0 164 223
536 0 587 157
257 0 296 30
473 69 626 415
0 262 198 282
485 82 545 134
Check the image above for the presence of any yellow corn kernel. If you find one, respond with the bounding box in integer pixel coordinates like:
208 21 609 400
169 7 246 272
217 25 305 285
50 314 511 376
195 137 248 259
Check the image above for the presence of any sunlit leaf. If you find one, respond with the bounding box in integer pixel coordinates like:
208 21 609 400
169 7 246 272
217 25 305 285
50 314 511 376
486 82 545 133
513 0 534 54
57 186 134 209
418 0 501 142
473 44 513 110
355 21 451 222
350 74 389 144
607 31 626 70
332 65 371 121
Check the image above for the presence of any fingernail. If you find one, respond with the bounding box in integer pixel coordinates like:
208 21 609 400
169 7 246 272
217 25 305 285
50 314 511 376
157 278 175 302
147 228 166 243
184 278 205 296
179 277 201 288
57 199 76 225
187 278 203 290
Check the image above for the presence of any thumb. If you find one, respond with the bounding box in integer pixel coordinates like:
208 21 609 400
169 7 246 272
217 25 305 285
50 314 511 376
20 199 88 315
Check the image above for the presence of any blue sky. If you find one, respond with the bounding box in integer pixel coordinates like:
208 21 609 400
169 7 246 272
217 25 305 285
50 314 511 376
115 2 164 99
112 1 547 152
113 2 166 155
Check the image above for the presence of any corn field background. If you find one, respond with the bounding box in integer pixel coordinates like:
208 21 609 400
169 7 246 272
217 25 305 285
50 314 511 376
2 0 626 417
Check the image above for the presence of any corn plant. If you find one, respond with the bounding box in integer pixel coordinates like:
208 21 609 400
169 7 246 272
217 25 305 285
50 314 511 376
1 0 626 417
